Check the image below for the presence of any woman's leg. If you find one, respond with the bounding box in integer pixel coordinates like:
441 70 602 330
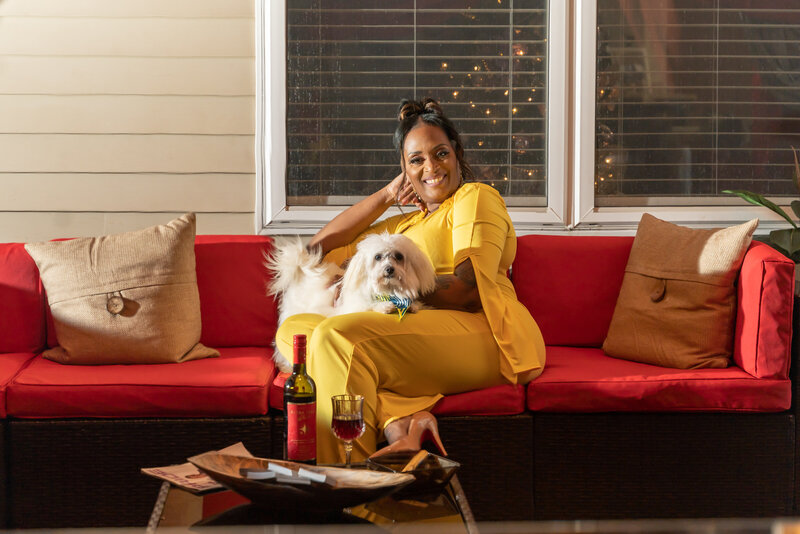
274 313 327 362
307 309 504 464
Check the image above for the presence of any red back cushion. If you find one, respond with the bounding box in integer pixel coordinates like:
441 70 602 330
734 241 795 379
0 243 45 353
512 235 633 347
194 235 278 347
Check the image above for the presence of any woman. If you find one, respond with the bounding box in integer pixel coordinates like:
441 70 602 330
275 98 546 464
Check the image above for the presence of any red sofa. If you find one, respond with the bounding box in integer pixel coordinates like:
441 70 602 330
0 234 795 527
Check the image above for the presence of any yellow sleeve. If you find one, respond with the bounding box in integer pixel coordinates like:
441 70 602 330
451 183 546 383
322 212 410 267
452 183 510 276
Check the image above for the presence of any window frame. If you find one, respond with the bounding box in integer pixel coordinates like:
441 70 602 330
257 0 788 236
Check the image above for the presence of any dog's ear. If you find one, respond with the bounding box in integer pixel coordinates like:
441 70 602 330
402 238 437 296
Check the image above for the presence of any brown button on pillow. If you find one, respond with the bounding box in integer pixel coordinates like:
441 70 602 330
602 213 758 369
24 213 219 365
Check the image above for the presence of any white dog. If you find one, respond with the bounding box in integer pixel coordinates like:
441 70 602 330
265 232 437 372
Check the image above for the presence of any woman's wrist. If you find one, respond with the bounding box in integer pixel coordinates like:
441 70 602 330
380 184 397 207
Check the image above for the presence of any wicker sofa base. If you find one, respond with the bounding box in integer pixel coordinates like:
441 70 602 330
8 416 272 528
4 411 798 527
533 412 795 520
1 421 7 529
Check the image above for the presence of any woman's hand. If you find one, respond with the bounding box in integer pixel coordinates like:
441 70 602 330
385 171 426 212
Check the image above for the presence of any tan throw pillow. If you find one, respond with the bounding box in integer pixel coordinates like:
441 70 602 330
602 213 758 369
24 213 219 365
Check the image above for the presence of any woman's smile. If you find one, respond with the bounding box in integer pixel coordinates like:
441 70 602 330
423 174 446 186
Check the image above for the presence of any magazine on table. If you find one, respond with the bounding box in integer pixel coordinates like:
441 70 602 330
141 441 254 494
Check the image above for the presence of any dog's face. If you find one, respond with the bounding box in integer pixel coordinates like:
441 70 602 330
341 232 437 301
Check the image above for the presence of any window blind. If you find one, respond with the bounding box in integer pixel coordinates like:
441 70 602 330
286 0 548 207
595 0 800 206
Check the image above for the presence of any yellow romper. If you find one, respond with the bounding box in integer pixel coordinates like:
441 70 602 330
275 183 546 464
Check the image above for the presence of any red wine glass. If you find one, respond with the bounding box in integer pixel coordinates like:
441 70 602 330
331 394 365 467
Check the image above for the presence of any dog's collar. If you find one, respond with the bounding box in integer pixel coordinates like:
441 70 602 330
375 295 412 320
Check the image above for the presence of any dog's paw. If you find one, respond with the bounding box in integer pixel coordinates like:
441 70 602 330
373 301 397 314
407 301 425 313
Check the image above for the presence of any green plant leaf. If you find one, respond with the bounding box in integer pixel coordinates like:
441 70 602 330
770 228 800 256
791 200 800 221
722 189 798 228
792 146 800 194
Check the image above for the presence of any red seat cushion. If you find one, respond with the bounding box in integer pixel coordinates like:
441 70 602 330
0 353 37 417
270 372 289 410
527 346 790 413
0 243 45 353
270 374 525 416
7 347 276 418
513 235 633 347
431 384 526 416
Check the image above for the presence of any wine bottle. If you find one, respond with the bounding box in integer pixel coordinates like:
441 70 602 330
283 334 316 464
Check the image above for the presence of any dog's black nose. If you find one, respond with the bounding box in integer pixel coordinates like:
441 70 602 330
384 265 395 277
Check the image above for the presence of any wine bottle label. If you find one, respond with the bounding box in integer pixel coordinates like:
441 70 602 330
286 401 316 461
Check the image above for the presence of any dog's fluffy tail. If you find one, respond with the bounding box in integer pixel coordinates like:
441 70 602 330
264 236 327 296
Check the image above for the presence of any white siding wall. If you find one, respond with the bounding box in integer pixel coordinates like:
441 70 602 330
0 0 256 241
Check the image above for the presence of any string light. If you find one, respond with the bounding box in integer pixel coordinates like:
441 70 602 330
442 62 448 69
453 91 459 97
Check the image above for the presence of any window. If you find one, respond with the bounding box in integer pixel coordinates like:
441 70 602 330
258 0 800 233
595 0 800 207
285 0 549 208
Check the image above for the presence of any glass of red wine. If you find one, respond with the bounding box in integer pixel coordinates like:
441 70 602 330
331 394 365 467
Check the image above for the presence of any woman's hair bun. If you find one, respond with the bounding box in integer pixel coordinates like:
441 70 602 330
397 97 443 121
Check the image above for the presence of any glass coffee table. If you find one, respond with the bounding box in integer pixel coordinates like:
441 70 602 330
146 469 478 533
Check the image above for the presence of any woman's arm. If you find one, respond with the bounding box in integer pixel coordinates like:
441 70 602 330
308 171 422 256
420 258 482 312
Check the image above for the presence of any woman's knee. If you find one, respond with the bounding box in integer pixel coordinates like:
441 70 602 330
308 315 356 363
517 366 543 385
308 314 381 370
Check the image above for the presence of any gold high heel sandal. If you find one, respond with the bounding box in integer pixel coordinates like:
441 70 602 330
370 411 448 458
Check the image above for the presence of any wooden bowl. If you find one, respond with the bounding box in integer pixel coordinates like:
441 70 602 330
188 452 414 512
366 451 460 497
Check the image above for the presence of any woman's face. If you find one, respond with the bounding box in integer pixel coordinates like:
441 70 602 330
402 122 461 213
